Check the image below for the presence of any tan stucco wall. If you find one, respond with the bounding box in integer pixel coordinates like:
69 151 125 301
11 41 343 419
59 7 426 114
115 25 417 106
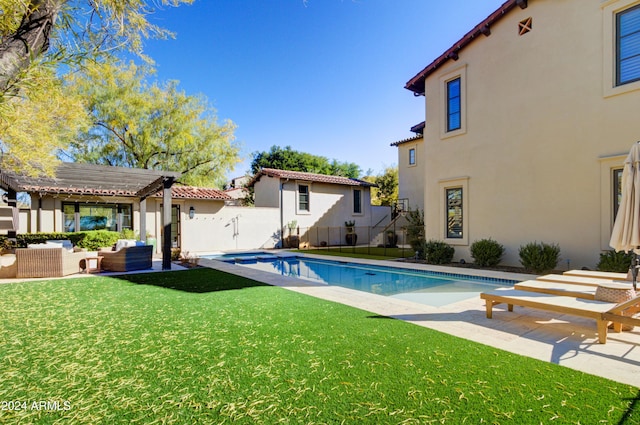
419 0 640 269
396 138 425 211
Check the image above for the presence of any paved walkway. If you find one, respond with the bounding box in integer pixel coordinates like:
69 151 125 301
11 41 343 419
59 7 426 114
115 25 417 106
199 255 640 388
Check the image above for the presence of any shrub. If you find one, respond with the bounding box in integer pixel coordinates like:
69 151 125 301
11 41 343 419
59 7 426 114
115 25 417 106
423 239 455 265
519 241 561 274
405 208 425 255
75 230 120 251
597 250 634 273
470 238 505 267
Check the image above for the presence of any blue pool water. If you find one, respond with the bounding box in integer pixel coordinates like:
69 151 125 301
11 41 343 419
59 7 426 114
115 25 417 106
221 256 515 307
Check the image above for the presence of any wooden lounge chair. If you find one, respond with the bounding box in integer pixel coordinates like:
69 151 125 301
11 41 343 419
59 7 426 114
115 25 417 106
536 273 630 287
480 288 640 343
563 269 628 280
514 280 598 299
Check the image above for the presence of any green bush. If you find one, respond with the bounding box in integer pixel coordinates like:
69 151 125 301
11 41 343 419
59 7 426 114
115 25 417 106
596 250 634 273
519 241 561 274
404 208 425 255
422 239 455 265
470 238 505 267
75 230 120 251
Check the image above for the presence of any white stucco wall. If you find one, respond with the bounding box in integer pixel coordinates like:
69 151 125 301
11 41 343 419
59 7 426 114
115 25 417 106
396 138 425 211
419 0 640 268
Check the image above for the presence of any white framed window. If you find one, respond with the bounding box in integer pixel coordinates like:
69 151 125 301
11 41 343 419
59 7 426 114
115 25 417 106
439 176 469 245
409 147 416 166
352 188 363 215
603 0 640 97
439 65 467 139
297 183 310 214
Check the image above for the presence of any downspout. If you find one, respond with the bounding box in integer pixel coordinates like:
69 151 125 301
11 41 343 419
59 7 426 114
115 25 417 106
280 178 290 248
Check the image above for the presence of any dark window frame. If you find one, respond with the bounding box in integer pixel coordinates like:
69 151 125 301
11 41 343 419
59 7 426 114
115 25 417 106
616 3 640 86
409 148 416 165
446 77 462 132
298 184 310 212
446 187 463 239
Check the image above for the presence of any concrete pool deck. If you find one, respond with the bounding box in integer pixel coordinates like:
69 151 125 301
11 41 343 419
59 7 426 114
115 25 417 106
199 255 640 388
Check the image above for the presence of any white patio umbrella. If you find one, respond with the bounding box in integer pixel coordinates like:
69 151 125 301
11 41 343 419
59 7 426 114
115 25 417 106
609 141 640 290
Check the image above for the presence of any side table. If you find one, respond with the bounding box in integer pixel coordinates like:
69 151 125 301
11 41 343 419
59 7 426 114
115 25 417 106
81 255 103 273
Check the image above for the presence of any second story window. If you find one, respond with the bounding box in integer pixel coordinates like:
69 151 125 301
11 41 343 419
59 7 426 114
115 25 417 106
617 4 640 86
353 189 362 214
298 184 309 212
447 77 462 132
409 148 416 165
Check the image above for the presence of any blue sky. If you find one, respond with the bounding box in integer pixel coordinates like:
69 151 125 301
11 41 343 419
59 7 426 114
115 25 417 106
142 0 506 180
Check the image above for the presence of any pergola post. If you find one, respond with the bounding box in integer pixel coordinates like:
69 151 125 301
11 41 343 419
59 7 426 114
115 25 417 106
162 178 173 270
139 198 147 244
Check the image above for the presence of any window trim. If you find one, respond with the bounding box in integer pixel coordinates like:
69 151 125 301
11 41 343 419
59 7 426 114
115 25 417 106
296 182 311 214
352 187 363 215
439 65 467 139
599 154 626 249
603 0 640 97
408 146 416 166
439 177 469 245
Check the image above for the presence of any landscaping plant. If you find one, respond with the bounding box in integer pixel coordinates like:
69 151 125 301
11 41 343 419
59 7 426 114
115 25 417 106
470 238 505 267
519 241 561 273
422 239 455 264
597 250 634 273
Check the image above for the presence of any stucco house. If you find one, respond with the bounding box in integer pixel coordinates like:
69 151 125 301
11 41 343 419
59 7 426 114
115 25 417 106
248 168 390 247
400 0 640 269
391 122 425 213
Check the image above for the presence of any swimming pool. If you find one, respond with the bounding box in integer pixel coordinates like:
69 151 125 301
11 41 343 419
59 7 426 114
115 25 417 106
222 255 515 307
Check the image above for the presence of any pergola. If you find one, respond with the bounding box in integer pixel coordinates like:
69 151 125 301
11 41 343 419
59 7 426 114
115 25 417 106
0 162 181 270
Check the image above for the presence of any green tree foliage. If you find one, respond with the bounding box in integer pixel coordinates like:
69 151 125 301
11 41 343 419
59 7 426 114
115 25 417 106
251 145 362 178
0 0 193 174
0 66 89 176
366 166 398 206
63 59 240 187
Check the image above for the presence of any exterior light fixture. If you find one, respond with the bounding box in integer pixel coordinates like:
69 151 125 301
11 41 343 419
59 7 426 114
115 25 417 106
189 206 195 219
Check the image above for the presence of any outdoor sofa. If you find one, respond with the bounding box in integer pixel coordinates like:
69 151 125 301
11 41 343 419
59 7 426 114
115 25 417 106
16 247 86 278
99 245 153 272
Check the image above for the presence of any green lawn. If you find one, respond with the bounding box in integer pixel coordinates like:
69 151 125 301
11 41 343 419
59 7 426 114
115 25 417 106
0 268 638 424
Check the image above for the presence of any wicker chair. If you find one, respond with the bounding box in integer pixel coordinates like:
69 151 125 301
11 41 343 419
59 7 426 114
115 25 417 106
100 245 153 272
16 248 86 278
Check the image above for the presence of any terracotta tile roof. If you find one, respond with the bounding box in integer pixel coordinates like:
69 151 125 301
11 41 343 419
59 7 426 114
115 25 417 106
248 168 376 188
390 134 424 147
0 162 180 198
406 0 525 94
153 186 231 200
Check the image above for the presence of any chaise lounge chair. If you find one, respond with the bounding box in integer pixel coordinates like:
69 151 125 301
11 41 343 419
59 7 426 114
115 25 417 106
480 288 640 343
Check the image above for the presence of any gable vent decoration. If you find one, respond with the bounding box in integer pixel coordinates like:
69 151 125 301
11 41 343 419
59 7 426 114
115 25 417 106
519 17 532 36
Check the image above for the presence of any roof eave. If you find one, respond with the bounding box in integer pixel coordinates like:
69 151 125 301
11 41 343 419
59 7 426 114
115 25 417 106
405 0 524 95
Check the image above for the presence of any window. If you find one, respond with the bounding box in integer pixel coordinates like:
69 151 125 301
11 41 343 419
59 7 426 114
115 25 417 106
446 78 462 132
63 203 132 232
613 168 624 220
409 148 416 165
439 65 466 138
617 4 640 86
298 184 309 212
353 189 362 214
446 188 463 239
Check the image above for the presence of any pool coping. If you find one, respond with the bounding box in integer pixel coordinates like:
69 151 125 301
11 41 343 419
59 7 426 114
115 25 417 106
198 253 640 388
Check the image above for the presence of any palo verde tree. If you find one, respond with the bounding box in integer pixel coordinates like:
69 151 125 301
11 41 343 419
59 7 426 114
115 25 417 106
0 0 193 174
251 145 362 178
63 59 240 187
